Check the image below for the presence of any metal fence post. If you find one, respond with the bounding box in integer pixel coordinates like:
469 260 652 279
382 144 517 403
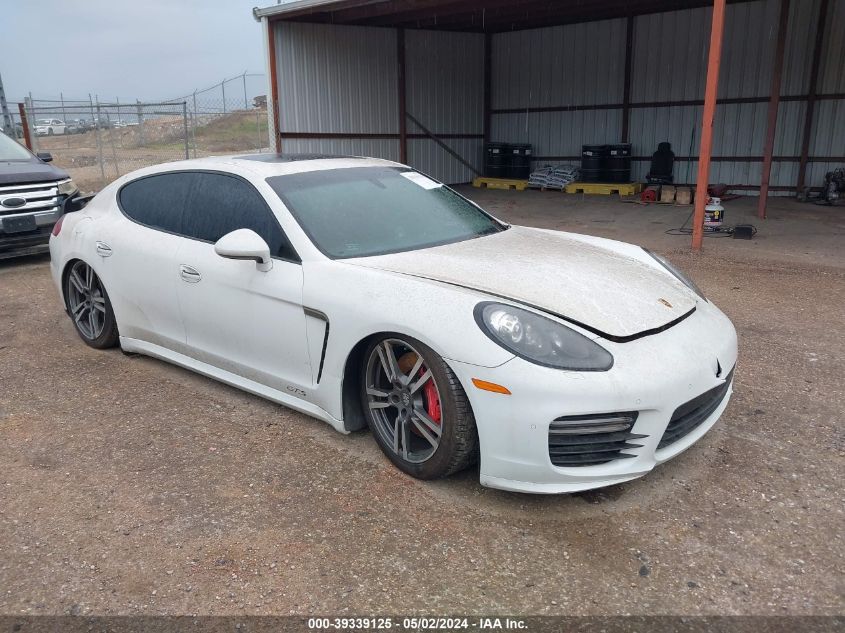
137 99 145 146
0 71 14 136
243 71 248 110
25 95 37 152
221 80 226 114
183 101 189 160
94 98 106 186
61 92 69 148
26 93 35 150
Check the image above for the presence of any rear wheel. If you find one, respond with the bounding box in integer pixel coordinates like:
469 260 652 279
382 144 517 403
361 335 478 480
65 260 119 349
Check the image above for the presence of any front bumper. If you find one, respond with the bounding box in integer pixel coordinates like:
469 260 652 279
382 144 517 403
450 300 738 494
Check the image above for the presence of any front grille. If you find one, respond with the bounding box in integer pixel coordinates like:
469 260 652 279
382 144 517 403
548 412 644 467
0 181 62 217
659 367 734 449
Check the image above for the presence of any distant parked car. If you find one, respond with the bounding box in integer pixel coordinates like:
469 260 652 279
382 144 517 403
66 119 92 134
35 119 67 136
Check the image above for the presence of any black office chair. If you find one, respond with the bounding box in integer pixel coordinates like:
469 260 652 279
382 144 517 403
647 142 675 184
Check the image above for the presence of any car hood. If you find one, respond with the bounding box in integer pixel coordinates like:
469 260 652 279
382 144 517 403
348 226 698 341
0 160 70 186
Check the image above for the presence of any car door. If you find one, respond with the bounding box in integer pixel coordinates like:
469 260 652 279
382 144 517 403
174 171 313 396
102 172 190 352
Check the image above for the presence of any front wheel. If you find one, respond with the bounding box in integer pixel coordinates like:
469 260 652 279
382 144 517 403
65 260 119 349
361 335 478 480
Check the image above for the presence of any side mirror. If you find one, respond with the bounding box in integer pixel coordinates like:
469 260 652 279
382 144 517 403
36 152 53 163
214 229 273 272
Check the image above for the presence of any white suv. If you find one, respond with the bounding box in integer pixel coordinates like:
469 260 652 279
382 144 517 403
34 119 67 136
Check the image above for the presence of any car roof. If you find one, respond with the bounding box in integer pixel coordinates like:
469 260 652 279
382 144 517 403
129 153 404 181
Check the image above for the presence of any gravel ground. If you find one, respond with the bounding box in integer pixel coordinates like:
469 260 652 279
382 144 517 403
0 194 842 617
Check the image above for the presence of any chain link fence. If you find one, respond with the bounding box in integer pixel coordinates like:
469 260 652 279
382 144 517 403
7 73 269 193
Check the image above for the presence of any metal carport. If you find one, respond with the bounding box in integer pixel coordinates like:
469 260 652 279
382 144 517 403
254 0 845 249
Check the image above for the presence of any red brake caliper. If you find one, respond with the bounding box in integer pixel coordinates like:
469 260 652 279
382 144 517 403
420 367 442 424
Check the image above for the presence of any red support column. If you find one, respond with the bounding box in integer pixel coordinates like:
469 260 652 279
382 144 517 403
692 0 727 252
18 103 32 150
757 0 791 219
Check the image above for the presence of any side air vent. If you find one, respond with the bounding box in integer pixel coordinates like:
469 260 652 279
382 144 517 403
659 367 734 449
548 412 644 467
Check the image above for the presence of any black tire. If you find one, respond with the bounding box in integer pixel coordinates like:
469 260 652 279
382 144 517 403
64 260 119 349
361 334 478 480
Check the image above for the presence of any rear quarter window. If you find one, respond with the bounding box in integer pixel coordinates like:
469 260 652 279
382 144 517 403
118 172 192 235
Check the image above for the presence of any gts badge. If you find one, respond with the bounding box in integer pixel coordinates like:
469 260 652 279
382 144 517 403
286 385 307 399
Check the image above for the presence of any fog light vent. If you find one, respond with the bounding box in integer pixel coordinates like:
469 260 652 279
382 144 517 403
548 412 644 467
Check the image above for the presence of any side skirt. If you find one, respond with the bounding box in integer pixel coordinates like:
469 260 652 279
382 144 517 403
119 336 348 434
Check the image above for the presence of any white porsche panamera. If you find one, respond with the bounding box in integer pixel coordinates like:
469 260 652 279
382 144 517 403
49 154 737 494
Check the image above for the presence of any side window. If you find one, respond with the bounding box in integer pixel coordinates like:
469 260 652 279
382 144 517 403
118 172 192 234
182 172 298 261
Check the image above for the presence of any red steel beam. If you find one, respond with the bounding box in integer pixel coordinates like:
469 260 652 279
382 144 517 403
18 103 32 150
691 0 727 252
266 19 281 153
397 28 408 164
757 0 791 219
796 0 829 195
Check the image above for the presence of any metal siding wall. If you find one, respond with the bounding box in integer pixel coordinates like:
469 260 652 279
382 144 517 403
274 22 399 141
492 19 626 109
491 110 622 159
818 0 845 93
405 30 484 182
628 0 811 194
806 0 845 189
781 0 820 95
408 138 484 184
490 19 625 161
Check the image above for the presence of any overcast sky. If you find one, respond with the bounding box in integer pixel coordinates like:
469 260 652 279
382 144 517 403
1 0 268 103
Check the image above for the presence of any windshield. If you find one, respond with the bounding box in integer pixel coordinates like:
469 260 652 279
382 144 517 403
266 166 505 258
36 119 51 125
0 132 34 161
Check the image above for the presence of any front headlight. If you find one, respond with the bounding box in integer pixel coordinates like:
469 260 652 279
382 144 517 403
643 248 706 300
474 302 613 371
57 179 78 196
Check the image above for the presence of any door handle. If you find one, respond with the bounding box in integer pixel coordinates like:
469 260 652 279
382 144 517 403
179 264 202 283
95 241 113 257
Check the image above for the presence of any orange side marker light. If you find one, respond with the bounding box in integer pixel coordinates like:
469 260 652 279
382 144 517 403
471 378 511 395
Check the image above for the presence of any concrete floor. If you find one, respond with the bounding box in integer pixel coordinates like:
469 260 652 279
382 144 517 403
0 191 843 617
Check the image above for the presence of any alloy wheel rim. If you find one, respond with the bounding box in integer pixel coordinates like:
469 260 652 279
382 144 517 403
67 261 107 340
365 339 443 464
